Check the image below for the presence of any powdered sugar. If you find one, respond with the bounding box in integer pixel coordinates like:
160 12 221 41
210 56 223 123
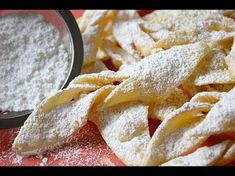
12 154 24 165
0 13 70 112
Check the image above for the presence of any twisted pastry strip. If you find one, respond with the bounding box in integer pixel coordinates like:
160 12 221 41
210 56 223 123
225 35 235 79
113 11 162 59
78 10 112 66
215 142 235 165
149 88 188 120
13 85 115 155
161 140 234 166
102 39 140 69
91 102 151 166
143 10 235 32
73 42 209 108
142 89 235 166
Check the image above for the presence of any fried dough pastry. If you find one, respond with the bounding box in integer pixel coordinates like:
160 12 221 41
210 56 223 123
78 10 109 66
12 85 115 155
144 10 235 32
194 48 234 85
215 142 235 165
149 88 188 120
91 102 151 166
161 140 234 166
142 87 235 166
225 35 235 79
102 39 140 69
73 42 209 108
113 11 162 58
102 42 209 108
81 60 108 74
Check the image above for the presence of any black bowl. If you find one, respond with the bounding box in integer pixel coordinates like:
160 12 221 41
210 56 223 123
0 10 83 129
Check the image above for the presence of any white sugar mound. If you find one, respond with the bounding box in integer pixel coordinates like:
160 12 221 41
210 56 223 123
0 13 70 112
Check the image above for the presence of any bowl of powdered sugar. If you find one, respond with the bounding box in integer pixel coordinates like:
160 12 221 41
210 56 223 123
0 10 83 128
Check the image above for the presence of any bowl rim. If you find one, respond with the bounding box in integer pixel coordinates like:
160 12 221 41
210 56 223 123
0 10 84 129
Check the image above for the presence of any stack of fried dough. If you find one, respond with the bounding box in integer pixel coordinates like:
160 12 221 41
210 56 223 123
12 10 235 166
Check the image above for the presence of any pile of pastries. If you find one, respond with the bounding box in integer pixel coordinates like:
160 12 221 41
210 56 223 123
12 10 235 166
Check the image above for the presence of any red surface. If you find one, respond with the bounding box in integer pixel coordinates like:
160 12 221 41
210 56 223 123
71 10 84 19
0 121 125 166
1 10 235 166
